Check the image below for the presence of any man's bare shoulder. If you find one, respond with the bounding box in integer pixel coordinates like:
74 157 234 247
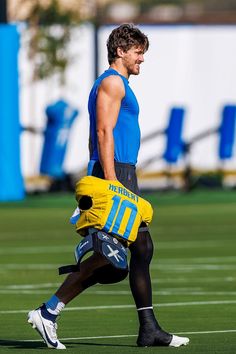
99 75 125 98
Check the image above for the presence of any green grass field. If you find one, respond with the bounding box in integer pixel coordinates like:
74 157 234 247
0 189 236 353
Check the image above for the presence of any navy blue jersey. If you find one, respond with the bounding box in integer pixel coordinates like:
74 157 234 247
88 68 140 165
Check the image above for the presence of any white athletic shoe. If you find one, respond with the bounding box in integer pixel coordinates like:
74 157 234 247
169 335 190 347
28 308 66 349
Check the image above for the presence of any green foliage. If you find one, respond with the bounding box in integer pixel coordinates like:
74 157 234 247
28 0 78 26
23 0 81 83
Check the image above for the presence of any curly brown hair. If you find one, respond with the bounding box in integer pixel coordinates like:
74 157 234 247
107 24 149 65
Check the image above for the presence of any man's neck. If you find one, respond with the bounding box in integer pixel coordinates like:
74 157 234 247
110 63 129 79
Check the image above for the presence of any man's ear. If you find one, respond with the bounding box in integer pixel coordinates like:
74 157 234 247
117 47 125 58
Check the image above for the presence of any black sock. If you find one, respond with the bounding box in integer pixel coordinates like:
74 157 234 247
138 308 161 329
137 309 172 347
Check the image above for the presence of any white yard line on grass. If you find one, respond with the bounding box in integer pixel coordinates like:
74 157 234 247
154 240 233 249
0 276 234 290
0 245 73 255
1 289 236 296
152 264 236 271
0 264 59 270
0 290 57 294
21 329 236 342
157 256 236 264
0 240 233 255
0 283 60 289
1 263 236 271
1 300 236 314
152 276 236 283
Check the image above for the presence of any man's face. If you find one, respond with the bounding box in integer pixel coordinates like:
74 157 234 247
121 46 145 76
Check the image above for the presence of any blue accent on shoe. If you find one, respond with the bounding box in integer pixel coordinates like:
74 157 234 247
42 322 58 348
40 304 57 322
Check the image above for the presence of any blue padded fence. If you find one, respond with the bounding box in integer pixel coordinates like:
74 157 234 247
219 105 236 160
0 25 24 201
163 107 185 164
40 100 79 178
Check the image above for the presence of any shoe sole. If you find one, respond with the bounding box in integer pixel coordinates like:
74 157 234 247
28 310 65 349
137 334 190 347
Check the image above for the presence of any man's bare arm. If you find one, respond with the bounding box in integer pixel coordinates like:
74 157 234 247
96 75 125 180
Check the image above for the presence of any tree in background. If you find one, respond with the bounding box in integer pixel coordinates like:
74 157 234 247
16 0 82 84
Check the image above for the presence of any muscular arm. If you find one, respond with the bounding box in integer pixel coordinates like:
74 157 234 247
96 75 125 180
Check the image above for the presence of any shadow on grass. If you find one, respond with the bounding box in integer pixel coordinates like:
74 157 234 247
0 339 45 349
0 339 136 349
70 341 136 348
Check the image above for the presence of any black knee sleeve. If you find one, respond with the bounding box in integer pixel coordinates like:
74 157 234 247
129 228 153 264
129 228 154 309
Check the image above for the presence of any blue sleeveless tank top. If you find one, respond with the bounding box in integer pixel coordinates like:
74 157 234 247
88 68 140 165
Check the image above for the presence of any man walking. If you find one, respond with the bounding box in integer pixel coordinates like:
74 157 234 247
28 23 189 349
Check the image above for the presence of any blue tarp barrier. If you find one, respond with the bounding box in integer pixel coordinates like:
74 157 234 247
0 25 24 201
40 100 79 178
163 107 185 164
219 105 236 160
